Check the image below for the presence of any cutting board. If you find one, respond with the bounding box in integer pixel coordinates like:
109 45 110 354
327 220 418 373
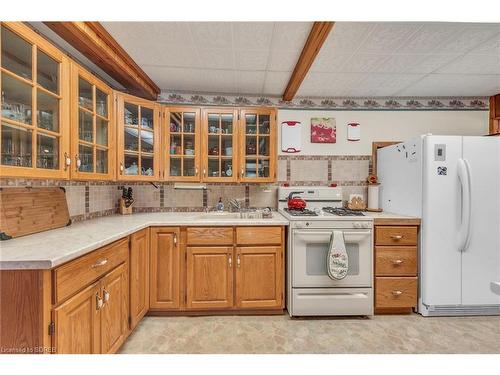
0 187 70 240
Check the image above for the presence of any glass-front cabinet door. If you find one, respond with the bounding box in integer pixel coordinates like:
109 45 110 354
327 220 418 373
239 108 276 182
116 93 160 180
201 108 238 182
164 107 200 181
71 63 114 180
0 22 70 178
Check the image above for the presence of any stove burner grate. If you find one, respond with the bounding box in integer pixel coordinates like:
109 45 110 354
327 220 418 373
284 208 318 216
322 207 365 216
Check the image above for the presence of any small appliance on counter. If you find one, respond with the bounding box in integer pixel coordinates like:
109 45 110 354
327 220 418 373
119 187 134 215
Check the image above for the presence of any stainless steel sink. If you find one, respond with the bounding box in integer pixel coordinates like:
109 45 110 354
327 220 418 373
491 282 500 296
198 212 242 219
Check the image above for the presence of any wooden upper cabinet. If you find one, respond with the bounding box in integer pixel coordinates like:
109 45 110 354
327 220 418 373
116 92 161 180
70 63 114 180
201 108 238 182
163 106 201 181
52 280 101 354
150 227 181 309
186 246 234 309
0 22 70 179
129 228 150 329
239 108 277 182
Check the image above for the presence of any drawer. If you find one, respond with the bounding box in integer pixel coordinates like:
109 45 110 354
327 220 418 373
236 226 282 245
186 227 233 245
375 246 417 276
53 237 129 304
375 277 417 308
375 226 417 246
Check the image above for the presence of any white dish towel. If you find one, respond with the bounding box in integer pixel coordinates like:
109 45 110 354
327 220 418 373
327 231 349 280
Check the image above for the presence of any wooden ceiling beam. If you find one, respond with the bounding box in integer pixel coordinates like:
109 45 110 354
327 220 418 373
282 22 335 102
44 22 160 100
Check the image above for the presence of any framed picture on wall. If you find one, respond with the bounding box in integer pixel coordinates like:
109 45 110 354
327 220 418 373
311 117 336 143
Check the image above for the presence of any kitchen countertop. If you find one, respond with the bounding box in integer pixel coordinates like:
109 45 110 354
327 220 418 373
0 212 289 270
364 211 421 226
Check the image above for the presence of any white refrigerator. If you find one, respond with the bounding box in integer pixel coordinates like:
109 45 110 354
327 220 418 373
377 135 500 316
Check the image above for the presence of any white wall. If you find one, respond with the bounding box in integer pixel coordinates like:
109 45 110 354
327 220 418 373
278 109 489 156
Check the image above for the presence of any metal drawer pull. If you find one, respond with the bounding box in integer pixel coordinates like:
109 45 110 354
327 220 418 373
91 259 108 268
390 235 403 240
228 256 232 268
392 259 404 265
237 255 240 268
103 289 110 303
96 293 103 310
173 234 177 246
392 290 403 296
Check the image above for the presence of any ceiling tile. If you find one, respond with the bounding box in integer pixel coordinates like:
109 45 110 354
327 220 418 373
398 74 500 96
267 48 301 72
341 54 389 73
189 22 233 49
310 53 352 73
397 23 464 53
235 49 268 71
197 48 235 70
437 53 500 74
271 22 312 50
467 32 500 55
404 54 461 74
235 71 266 94
323 22 376 52
438 25 500 54
232 22 274 50
263 71 290 96
357 23 423 53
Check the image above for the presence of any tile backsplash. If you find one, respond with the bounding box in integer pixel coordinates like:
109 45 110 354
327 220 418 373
0 155 371 222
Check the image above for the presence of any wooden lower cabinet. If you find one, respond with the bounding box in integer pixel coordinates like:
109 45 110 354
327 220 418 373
100 263 129 354
235 246 283 309
150 227 181 310
129 229 150 328
52 281 101 354
186 247 234 309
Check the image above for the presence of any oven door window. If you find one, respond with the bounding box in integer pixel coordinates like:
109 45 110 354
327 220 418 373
292 230 372 288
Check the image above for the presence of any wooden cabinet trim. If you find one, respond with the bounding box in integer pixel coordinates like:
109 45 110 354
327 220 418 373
186 226 234 245
129 228 150 329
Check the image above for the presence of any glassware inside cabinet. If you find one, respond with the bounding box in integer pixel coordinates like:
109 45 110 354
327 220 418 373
124 153 139 175
78 109 93 143
141 107 154 130
96 117 108 146
245 114 257 134
183 112 196 133
1 123 32 167
96 149 108 174
95 89 108 118
1 74 32 125
78 77 93 110
78 144 93 173
141 155 154 176
36 133 58 169
124 127 139 152
37 50 59 94
1 26 32 81
170 157 181 176
170 112 182 133
140 130 154 153
37 89 59 132
124 103 138 126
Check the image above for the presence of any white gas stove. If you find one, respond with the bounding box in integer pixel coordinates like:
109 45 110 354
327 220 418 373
278 186 374 317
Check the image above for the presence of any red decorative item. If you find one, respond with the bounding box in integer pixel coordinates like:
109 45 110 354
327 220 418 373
287 191 307 210
311 117 336 143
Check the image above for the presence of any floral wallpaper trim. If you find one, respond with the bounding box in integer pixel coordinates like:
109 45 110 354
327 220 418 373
159 92 489 111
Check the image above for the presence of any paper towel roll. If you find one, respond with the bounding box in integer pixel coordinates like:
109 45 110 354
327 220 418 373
367 184 380 210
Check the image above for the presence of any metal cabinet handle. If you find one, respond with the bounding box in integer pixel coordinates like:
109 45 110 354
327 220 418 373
75 154 81 171
120 162 124 175
64 152 71 171
96 293 103 310
103 289 110 303
173 234 177 246
392 259 404 265
241 168 245 178
390 235 403 240
392 290 403 296
195 167 198 176
237 254 240 268
91 259 108 268
228 255 232 268
203 168 206 177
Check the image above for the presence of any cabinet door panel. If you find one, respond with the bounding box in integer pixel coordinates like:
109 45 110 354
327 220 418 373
130 228 150 329
235 246 283 309
101 262 129 354
186 247 233 309
150 227 181 309
53 281 101 354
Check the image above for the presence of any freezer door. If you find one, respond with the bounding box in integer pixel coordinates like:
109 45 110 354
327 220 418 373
421 136 463 306
461 137 500 305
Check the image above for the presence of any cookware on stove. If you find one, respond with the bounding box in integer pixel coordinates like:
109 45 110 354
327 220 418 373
287 191 306 210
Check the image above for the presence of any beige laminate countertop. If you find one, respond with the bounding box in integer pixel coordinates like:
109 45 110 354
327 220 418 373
363 211 421 226
0 212 289 270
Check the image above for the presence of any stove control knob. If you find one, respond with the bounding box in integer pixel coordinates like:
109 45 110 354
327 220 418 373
353 222 361 228
305 222 310 226
362 222 370 228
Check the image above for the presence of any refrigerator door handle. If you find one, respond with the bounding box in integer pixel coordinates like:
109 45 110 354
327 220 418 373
457 158 472 252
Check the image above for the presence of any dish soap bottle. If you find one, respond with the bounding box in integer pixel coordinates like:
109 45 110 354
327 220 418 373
216 197 224 212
